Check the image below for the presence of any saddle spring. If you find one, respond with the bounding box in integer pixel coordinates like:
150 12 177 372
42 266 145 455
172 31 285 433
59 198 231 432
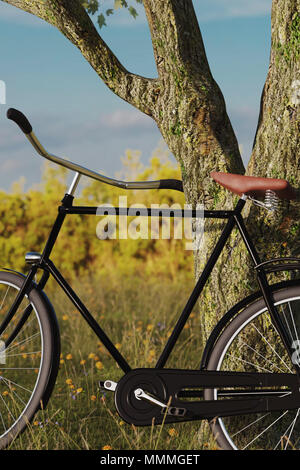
264 189 280 211
249 189 280 212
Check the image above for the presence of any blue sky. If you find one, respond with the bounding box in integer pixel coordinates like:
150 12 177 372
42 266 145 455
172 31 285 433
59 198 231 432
0 0 272 191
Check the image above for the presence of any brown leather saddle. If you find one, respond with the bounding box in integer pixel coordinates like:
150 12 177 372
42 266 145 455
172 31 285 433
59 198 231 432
211 171 297 200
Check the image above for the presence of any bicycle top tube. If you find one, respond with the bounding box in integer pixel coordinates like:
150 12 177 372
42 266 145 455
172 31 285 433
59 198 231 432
6 108 183 193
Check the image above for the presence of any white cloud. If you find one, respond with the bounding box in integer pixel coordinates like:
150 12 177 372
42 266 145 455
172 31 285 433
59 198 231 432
0 157 21 173
99 109 153 129
194 0 272 22
0 2 47 27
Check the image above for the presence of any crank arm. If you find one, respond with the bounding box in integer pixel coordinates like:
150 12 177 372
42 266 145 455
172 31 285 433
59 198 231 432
134 388 186 417
114 368 300 426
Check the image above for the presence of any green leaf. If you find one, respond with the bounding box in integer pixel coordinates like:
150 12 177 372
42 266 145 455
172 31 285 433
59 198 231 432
97 13 107 28
128 6 138 19
114 0 128 9
82 0 99 15
106 9 114 16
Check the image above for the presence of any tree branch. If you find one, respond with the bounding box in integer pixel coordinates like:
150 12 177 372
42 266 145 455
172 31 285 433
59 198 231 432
2 0 159 117
143 0 212 84
1 0 51 21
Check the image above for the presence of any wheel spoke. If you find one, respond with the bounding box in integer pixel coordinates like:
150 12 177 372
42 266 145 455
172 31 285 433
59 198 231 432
5 332 40 354
0 287 10 313
0 376 33 395
273 408 300 450
1 377 27 407
0 391 16 423
288 302 300 344
251 323 293 373
242 410 289 450
226 352 274 373
239 339 286 373
280 304 294 343
231 412 271 438
284 408 300 450
4 351 41 358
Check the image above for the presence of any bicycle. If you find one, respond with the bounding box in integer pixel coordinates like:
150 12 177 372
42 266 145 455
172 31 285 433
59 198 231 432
1 107 300 450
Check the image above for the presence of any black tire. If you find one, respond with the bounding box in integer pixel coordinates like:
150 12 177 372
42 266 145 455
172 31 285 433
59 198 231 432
0 271 60 449
205 283 300 450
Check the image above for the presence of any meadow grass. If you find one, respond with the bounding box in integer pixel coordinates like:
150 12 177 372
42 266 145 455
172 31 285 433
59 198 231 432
7 274 216 451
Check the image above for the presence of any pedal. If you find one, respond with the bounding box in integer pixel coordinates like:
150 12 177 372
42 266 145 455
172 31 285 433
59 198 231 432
98 380 117 392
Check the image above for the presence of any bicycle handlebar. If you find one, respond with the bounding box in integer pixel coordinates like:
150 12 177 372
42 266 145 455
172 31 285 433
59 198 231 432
6 108 183 193
7 108 32 135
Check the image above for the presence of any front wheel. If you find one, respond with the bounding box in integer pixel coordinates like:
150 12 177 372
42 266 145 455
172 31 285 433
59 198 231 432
205 283 300 450
0 271 60 449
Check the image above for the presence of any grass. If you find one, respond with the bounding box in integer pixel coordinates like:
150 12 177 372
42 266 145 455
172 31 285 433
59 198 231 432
6 274 216 451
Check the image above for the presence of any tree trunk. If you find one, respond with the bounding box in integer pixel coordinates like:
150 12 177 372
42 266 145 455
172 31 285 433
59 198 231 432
199 0 300 343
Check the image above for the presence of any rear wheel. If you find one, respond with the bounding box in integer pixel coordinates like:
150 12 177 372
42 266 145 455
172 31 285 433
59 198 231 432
205 284 300 450
0 271 59 449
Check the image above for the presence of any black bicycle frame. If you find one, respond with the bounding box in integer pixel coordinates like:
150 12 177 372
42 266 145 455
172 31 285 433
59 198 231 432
2 193 298 375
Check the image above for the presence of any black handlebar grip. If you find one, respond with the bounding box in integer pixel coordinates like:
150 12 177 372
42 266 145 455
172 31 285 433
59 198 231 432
7 108 33 135
159 179 184 192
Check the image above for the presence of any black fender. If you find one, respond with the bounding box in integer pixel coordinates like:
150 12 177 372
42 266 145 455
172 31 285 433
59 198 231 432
0 267 60 408
200 276 300 370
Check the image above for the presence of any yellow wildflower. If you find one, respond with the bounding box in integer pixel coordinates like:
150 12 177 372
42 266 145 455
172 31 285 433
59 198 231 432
102 445 112 450
80 360 86 365
62 315 68 321
76 388 83 394
168 428 178 437
95 361 103 370
90 395 97 401
65 379 72 385
66 353 72 360
88 353 96 359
